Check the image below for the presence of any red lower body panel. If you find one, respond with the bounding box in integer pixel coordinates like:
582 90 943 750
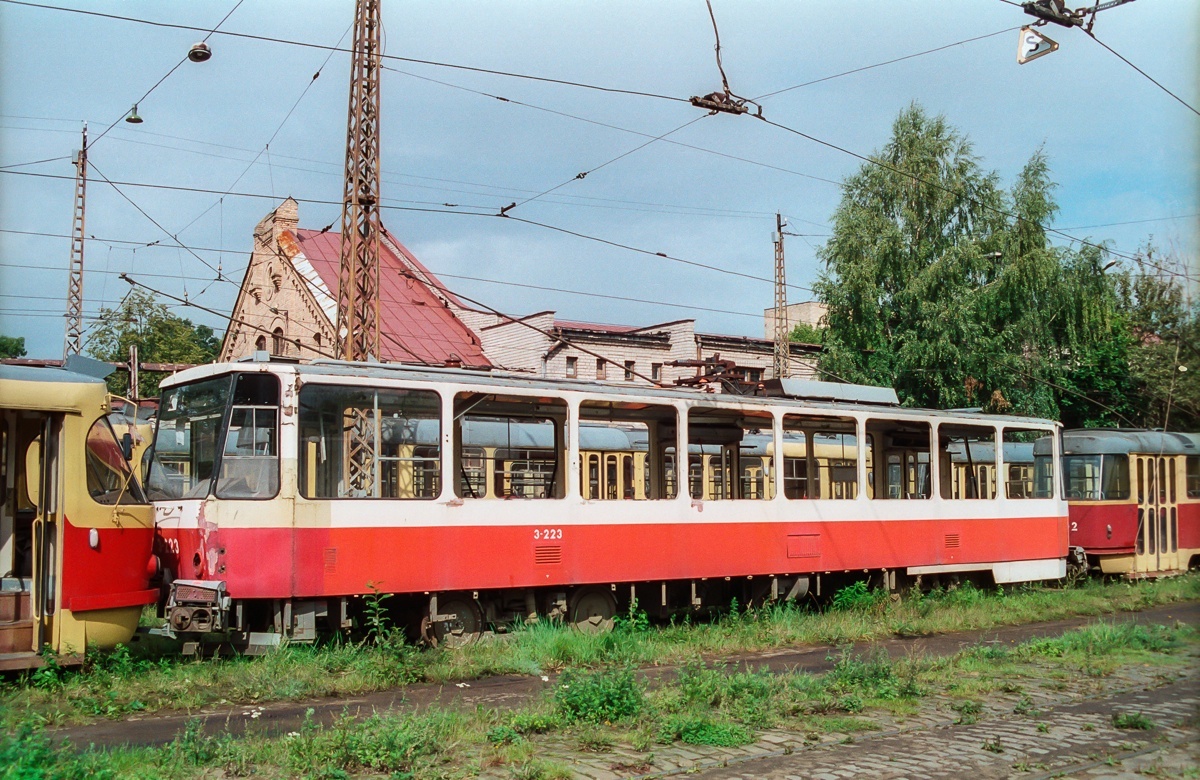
1069 503 1137 555
61 517 156 612
159 516 1067 600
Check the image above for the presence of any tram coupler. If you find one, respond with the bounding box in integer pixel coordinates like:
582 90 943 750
166 579 230 634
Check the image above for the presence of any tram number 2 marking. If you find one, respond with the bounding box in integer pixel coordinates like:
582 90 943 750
533 528 563 541
1070 522 1078 532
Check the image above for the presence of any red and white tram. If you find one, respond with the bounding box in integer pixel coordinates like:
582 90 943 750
1051 429 1199 578
146 358 1068 646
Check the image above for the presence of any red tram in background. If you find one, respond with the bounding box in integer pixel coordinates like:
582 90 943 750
145 356 1068 647
1050 429 1200 577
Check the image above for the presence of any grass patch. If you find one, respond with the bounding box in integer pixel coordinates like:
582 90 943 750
1 573 1195 731
7 613 1194 780
665 716 755 747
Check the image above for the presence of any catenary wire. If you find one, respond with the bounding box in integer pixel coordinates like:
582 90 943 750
1 170 817 291
89 0 245 147
1085 30 1200 118
753 26 1023 101
0 0 687 105
87 162 224 278
752 114 1198 279
505 115 709 213
174 21 354 239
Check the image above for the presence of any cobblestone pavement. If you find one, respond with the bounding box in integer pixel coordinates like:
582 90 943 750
482 662 1198 780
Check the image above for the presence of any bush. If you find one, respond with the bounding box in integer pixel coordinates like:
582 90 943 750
555 667 644 723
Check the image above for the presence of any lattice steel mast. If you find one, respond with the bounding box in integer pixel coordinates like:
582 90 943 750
63 124 88 359
772 212 790 379
337 0 382 363
337 0 384 496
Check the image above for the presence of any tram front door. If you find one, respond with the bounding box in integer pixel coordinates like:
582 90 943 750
1134 455 1180 575
1 411 61 659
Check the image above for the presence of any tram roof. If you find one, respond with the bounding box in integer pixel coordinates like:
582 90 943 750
0 364 108 414
1060 429 1200 456
159 359 1059 428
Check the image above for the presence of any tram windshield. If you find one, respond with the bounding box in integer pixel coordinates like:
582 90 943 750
148 374 281 500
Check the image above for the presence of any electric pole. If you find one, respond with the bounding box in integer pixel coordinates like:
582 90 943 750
63 124 87 359
772 213 790 380
337 0 383 496
337 0 382 363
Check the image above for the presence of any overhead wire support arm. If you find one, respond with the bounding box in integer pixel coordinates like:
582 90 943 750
690 0 762 117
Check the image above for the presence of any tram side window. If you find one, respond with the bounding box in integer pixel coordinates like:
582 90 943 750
783 415 859 500
1063 454 1128 501
299 384 440 499
688 407 773 500
866 420 931 500
578 401 675 500
454 392 567 500
85 417 146 505
781 429 808 498
216 373 281 500
1188 456 1200 498
999 429 1042 499
1102 455 1131 501
939 425 996 500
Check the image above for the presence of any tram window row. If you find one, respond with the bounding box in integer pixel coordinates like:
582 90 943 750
149 372 1059 504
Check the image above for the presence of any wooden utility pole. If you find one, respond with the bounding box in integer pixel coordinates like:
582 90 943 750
337 0 383 496
772 212 790 379
337 0 382 363
63 124 87 359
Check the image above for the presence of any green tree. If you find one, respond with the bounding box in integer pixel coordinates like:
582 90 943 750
1115 250 1200 430
788 321 825 345
814 104 1134 425
87 289 219 397
0 335 26 358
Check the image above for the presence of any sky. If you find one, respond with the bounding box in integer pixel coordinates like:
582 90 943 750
1 0 1197 360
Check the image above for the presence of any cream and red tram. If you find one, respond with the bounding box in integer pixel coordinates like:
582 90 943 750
146 358 1068 645
0 365 156 669
1044 429 1199 577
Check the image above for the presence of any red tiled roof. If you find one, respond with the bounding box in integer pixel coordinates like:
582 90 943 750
293 229 491 368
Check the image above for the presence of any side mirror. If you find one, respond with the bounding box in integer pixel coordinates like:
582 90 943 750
121 432 135 461
24 437 41 507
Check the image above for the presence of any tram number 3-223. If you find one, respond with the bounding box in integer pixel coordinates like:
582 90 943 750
533 528 563 540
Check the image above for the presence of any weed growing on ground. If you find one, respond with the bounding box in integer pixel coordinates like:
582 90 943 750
555 666 644 723
1112 712 1156 730
831 581 888 613
363 581 393 645
981 737 1005 753
614 597 651 634
953 700 983 725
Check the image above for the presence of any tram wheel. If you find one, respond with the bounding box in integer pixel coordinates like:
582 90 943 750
568 586 616 633
426 594 485 648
